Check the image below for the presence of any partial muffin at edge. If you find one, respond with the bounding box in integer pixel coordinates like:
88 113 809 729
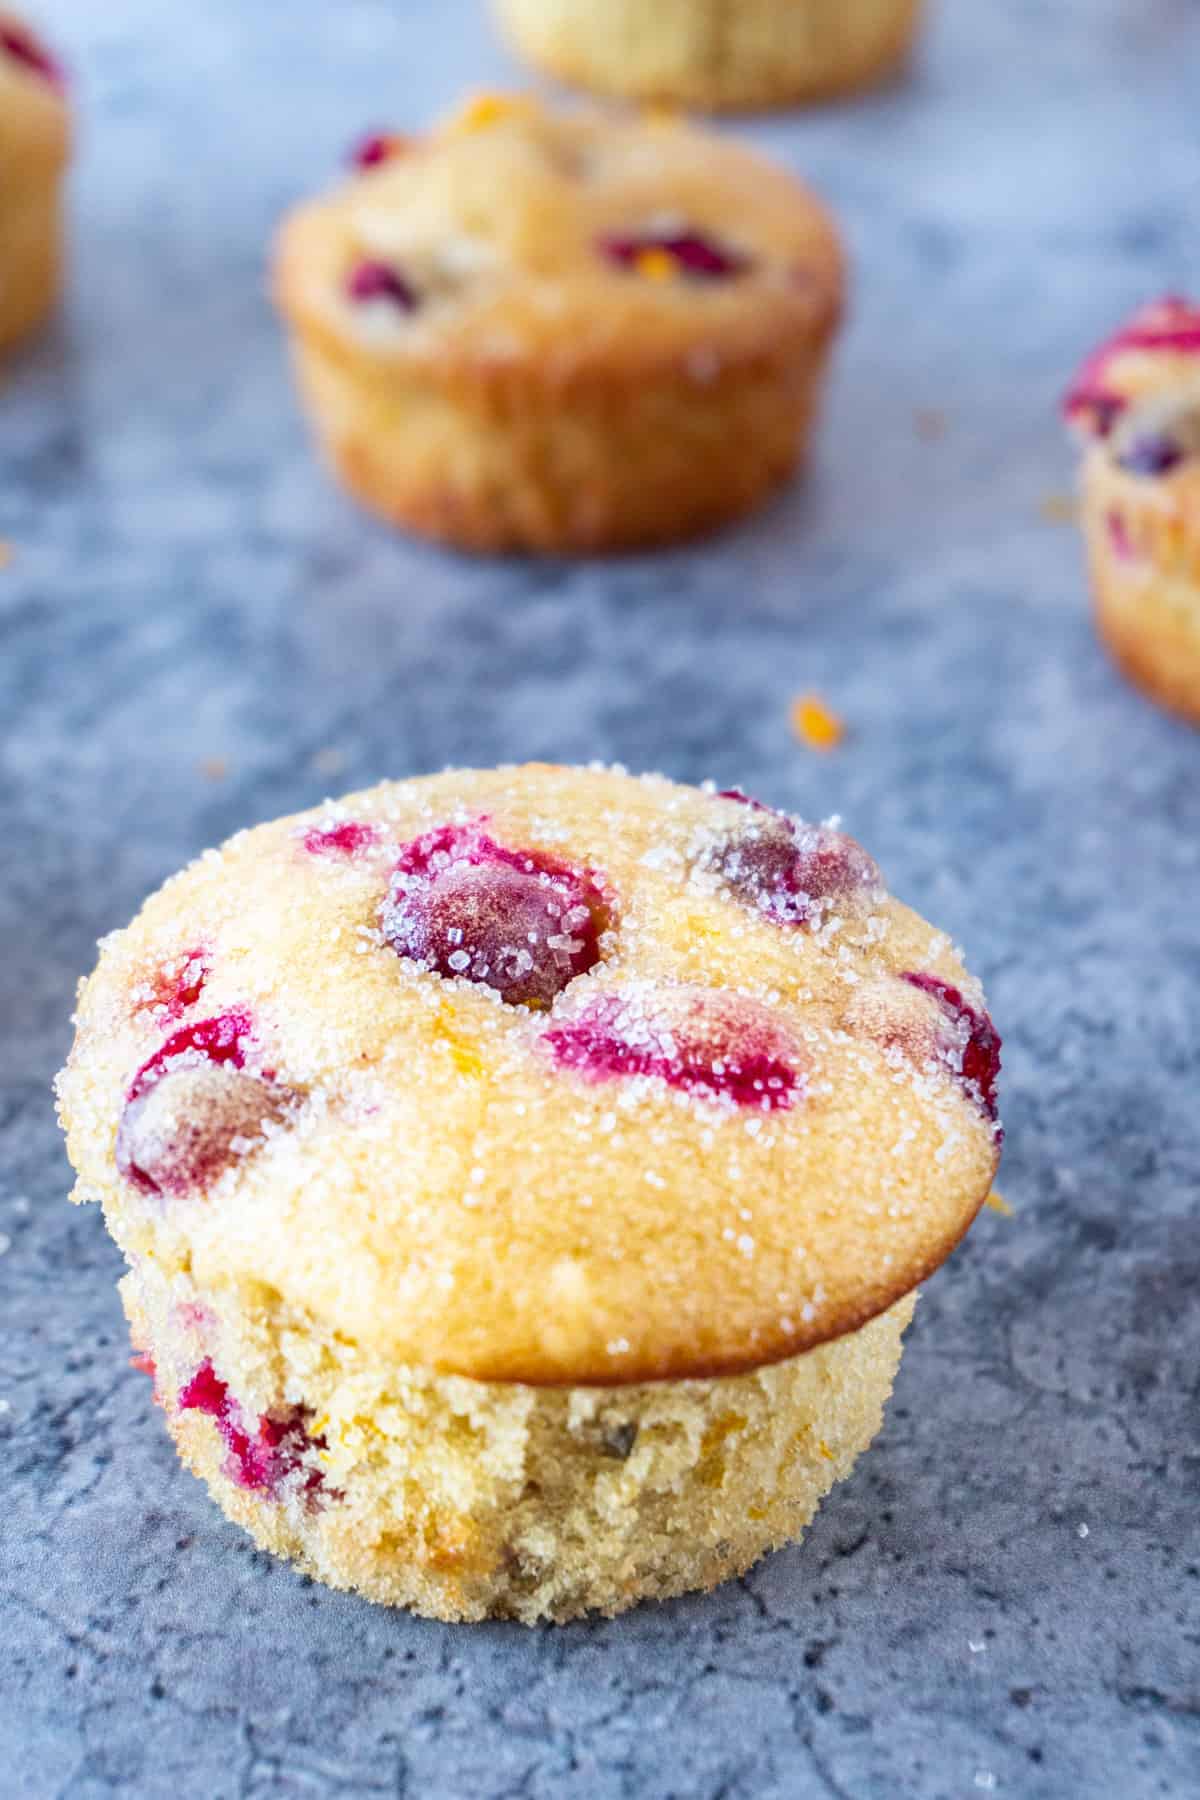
272 96 843 552
494 0 923 111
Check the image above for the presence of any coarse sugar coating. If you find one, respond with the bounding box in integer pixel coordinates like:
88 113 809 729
272 95 843 553
57 765 1001 1620
1065 297 1200 726
494 0 923 111
0 12 69 356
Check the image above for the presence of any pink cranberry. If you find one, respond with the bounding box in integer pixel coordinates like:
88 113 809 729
1064 296 1200 437
901 972 1002 1123
178 1359 325 1499
546 984 800 1111
345 260 417 311
117 1011 291 1197
302 820 380 858
382 822 607 1009
598 229 749 280
1 23 64 89
708 794 880 925
135 948 210 1020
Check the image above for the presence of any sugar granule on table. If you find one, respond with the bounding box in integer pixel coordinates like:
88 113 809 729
791 694 845 752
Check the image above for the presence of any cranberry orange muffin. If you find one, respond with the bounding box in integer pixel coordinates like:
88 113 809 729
0 11 69 355
57 766 1001 1623
1065 297 1200 727
273 96 843 552
494 0 922 110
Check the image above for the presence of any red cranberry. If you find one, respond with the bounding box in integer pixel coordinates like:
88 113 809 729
382 822 607 1009
1 23 64 89
598 229 749 280
117 1012 290 1197
345 260 417 311
546 985 799 1111
178 1360 325 1498
901 973 1002 1123
350 131 400 170
708 795 880 925
302 820 380 858
1064 296 1200 436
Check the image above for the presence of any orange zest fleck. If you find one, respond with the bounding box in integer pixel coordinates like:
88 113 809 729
454 93 527 132
984 1189 1014 1217
817 1439 835 1462
791 693 845 752
633 246 678 282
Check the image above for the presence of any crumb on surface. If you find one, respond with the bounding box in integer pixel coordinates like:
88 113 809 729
791 694 845 752
1039 493 1078 524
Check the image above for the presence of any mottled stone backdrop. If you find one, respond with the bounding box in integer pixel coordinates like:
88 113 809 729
3 1 1199 1795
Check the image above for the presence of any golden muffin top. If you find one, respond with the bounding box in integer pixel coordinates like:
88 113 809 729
273 93 842 382
57 765 1001 1385
0 12 68 165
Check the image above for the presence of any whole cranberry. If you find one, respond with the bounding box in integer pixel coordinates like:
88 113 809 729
117 1011 291 1196
382 823 607 1009
707 794 880 925
546 983 800 1111
902 972 1002 1124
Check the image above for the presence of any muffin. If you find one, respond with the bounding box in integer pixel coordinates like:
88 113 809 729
1065 296 1200 727
0 11 69 356
56 765 1001 1623
273 95 843 552
493 0 923 110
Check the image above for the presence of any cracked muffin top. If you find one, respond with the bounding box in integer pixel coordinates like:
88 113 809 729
273 93 842 384
57 765 1001 1385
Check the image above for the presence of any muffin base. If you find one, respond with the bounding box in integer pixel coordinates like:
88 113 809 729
1082 451 1200 727
287 327 833 553
0 170 62 355
494 0 922 110
123 1256 914 1623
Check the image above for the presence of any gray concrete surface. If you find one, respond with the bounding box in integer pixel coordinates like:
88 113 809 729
2 1 1199 1794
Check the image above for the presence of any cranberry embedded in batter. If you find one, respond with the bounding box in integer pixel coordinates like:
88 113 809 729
1064 296 1200 437
345 259 417 311
302 820 380 858
546 985 799 1110
178 1360 325 1498
382 822 607 1008
901 972 1002 1122
350 131 401 170
1117 433 1185 478
598 228 749 280
117 1011 291 1197
708 795 880 925
135 948 210 1020
1 22 63 88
